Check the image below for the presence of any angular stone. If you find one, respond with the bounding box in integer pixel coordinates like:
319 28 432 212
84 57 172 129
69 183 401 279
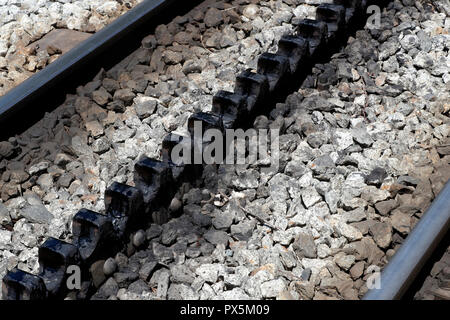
369 221 392 249
391 210 411 235
20 205 54 224
204 229 229 246
302 186 322 208
293 232 317 259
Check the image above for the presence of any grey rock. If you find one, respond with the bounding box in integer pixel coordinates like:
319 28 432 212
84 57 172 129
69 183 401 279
341 207 367 223
204 229 229 246
161 224 177 246
378 38 400 60
152 242 174 264
212 210 234 230
369 221 392 249
90 260 106 288
182 60 202 74
103 258 117 277
114 272 139 287
186 247 201 258
302 187 322 209
293 232 317 259
98 278 119 298
334 252 356 271
192 212 212 227
365 167 387 186
352 127 373 147
156 270 170 299
139 261 158 281
306 132 329 148
20 205 54 224
397 175 420 187
57 172 74 188
230 221 255 241
301 268 311 281
204 8 223 28
112 127 136 143
28 161 50 175
37 173 53 191
285 159 307 179
414 52 434 69
170 264 196 284
71 136 91 156
128 279 151 295
311 154 335 176
302 96 333 112
92 137 110 154
133 230 146 247
114 252 128 271
200 242 215 256
114 89 135 104
391 209 411 235
169 198 182 213
280 250 297 269
375 199 398 216
146 224 162 240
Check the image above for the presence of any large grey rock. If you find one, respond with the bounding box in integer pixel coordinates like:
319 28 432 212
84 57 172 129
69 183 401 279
368 221 392 249
204 229 229 246
139 261 158 281
302 186 322 209
98 278 119 298
20 205 54 224
170 264 196 284
293 232 317 259
103 257 117 277
230 221 255 241
134 96 157 119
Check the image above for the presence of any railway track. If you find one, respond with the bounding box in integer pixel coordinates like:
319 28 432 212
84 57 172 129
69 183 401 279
1 0 449 300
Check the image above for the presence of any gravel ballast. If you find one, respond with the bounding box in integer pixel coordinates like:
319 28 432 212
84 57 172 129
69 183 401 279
0 0 449 300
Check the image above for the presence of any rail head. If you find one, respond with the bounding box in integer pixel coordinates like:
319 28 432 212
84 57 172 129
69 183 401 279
363 180 450 300
0 0 177 138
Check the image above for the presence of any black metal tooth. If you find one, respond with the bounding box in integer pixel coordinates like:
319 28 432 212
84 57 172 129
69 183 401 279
316 4 346 40
234 69 269 114
104 182 144 238
72 209 113 261
162 132 185 163
257 52 289 92
2 268 47 300
296 19 328 56
161 133 190 179
212 90 247 129
277 35 309 74
134 156 174 205
38 237 79 296
187 112 224 137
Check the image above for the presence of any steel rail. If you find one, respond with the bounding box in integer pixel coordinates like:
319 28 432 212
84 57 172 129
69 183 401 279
363 180 450 300
0 0 180 139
